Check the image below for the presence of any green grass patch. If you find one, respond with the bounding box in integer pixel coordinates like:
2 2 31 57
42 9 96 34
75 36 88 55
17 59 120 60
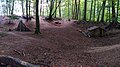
0 32 7 37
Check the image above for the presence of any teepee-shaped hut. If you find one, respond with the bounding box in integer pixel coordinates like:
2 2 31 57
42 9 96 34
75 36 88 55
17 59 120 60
16 20 31 32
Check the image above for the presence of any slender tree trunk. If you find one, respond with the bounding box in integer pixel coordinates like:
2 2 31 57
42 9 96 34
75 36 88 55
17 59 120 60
43 6 45 16
29 0 31 16
40 0 42 16
9 6 11 15
59 0 61 17
49 0 54 19
108 0 111 22
72 0 74 19
11 0 15 15
68 0 70 19
97 1 100 17
78 0 81 20
89 0 93 21
75 0 78 19
93 0 96 21
6 0 9 15
83 0 87 21
97 9 102 22
97 2 102 22
35 0 41 34
112 0 116 23
55 0 57 18
46 0 49 16
117 0 119 22
8 0 11 15
106 7 109 22
51 0 61 17
101 0 106 22
21 0 24 16
26 0 28 21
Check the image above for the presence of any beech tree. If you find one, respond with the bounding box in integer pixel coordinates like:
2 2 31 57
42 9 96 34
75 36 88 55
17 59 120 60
35 0 41 34
11 0 15 15
26 0 28 21
83 0 87 21
101 0 106 22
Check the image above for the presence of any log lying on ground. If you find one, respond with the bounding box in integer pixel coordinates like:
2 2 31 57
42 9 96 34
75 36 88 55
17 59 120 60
0 55 39 67
22 16 34 21
15 20 31 32
44 17 62 21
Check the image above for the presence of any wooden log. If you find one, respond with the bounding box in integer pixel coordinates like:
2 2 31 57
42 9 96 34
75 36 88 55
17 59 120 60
0 55 39 67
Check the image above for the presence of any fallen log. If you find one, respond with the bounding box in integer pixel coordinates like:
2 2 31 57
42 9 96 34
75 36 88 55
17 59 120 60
0 55 39 67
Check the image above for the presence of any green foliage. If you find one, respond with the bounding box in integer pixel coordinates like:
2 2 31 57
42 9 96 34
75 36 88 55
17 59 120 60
0 0 120 23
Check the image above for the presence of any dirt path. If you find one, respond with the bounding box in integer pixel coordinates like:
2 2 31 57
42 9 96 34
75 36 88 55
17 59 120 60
85 44 120 53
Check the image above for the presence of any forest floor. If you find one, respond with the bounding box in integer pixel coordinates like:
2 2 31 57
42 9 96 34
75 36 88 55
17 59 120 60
0 16 120 67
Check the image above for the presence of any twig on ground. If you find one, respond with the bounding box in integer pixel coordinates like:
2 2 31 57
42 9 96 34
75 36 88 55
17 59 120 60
13 49 25 57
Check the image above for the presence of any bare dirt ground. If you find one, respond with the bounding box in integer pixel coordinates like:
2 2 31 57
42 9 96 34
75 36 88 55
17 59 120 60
0 16 120 67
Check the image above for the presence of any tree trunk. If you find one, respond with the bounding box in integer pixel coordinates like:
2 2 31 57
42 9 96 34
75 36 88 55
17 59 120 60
83 0 87 21
48 0 61 19
89 0 93 21
112 0 116 23
35 0 41 34
21 0 24 16
6 0 9 15
97 2 102 22
55 0 57 18
51 0 61 17
72 0 74 19
117 0 119 22
29 0 31 16
108 0 111 22
93 0 96 21
8 0 11 15
97 8 102 22
49 0 54 19
43 5 45 16
75 0 78 19
11 0 15 15
59 0 61 17
101 0 106 22
78 0 81 20
68 0 70 19
46 0 49 16
26 0 29 21
40 0 42 16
